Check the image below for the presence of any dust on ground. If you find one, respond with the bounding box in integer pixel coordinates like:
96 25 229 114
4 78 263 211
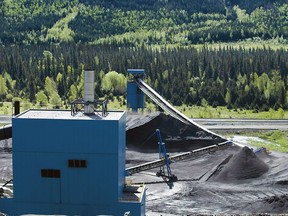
126 112 288 215
1 112 288 215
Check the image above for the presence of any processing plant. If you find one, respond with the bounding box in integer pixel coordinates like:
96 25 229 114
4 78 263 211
0 70 146 215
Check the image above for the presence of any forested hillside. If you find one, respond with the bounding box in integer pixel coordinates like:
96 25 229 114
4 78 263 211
0 45 287 111
1 0 288 45
0 0 287 112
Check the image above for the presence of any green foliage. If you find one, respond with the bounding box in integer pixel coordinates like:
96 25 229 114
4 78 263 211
3 71 16 92
0 44 287 111
101 71 126 96
44 77 57 98
68 84 78 102
49 92 62 108
0 75 8 99
178 105 288 119
247 130 288 153
1 0 288 111
1 0 288 45
35 90 48 106
45 9 78 43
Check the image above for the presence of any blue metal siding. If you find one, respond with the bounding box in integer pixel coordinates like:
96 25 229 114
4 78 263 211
15 153 119 205
1 111 145 215
13 152 61 203
127 69 145 75
13 118 119 154
119 185 146 215
12 117 121 205
62 153 118 204
127 82 144 111
118 112 126 198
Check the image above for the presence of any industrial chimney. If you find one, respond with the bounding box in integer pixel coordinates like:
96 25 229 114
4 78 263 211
71 69 107 117
84 70 95 114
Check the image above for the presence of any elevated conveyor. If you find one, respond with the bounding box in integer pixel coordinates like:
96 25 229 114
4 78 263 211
135 78 227 140
126 140 232 176
135 79 191 125
0 124 12 141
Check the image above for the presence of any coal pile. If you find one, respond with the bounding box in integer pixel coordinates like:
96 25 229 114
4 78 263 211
210 146 269 181
263 194 288 212
126 112 226 152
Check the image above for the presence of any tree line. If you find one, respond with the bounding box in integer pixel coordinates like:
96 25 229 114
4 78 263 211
0 0 287 112
0 0 288 45
0 45 287 111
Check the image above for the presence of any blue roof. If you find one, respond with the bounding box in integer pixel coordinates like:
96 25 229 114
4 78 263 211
127 69 145 75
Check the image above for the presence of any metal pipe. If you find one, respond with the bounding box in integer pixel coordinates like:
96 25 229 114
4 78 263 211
14 101 20 116
84 70 95 114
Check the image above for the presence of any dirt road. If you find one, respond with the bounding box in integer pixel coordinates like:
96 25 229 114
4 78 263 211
1 115 288 131
194 118 288 131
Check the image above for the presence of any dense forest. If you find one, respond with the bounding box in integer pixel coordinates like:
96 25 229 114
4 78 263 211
0 45 287 111
0 0 287 111
1 0 288 45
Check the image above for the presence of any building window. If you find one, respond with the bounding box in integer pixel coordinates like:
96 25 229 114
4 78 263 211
41 169 61 178
68 159 87 168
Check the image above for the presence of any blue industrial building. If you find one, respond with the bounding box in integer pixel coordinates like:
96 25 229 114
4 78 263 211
0 108 146 215
127 69 145 112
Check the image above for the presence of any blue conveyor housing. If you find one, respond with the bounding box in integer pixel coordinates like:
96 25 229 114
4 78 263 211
127 69 145 112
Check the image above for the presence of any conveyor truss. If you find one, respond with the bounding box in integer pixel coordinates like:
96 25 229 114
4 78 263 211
126 76 234 187
135 78 227 140
125 140 232 177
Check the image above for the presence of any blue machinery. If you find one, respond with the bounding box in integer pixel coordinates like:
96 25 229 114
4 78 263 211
127 69 145 112
126 68 233 188
130 129 179 189
127 69 228 140
155 129 178 189
125 132 232 188
0 107 146 216
0 70 146 216
0 69 235 215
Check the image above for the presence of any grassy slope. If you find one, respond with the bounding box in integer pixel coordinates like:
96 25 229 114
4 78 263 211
178 105 288 119
1 98 288 119
224 130 288 153
45 9 78 43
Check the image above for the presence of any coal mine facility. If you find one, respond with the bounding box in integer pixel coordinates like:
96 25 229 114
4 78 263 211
1 69 288 215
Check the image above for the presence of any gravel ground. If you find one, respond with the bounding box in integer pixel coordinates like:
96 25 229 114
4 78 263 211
1 112 288 215
126 146 288 215
125 112 288 215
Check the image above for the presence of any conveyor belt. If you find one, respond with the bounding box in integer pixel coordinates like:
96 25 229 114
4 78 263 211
0 124 12 141
136 79 191 125
136 79 226 140
126 140 232 176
